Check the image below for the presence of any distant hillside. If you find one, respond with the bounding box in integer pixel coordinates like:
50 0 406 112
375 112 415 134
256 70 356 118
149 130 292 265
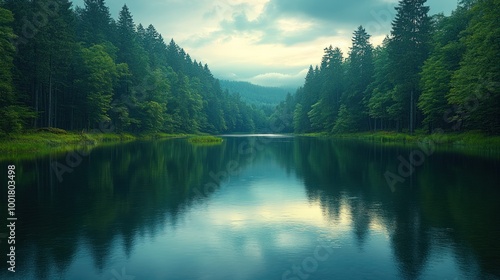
219 80 294 107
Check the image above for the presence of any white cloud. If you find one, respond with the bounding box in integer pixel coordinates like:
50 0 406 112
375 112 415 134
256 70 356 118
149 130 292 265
245 68 309 88
277 18 314 33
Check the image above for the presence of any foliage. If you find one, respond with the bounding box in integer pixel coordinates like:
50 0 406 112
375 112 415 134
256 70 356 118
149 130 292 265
219 80 292 107
0 130 135 158
418 5 471 132
188 136 224 145
387 0 432 134
0 1 266 136
0 6 34 134
448 0 500 134
281 0 500 137
1 0 499 138
75 44 118 126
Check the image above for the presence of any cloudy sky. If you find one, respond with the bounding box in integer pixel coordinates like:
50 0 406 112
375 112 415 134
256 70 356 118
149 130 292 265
73 0 457 88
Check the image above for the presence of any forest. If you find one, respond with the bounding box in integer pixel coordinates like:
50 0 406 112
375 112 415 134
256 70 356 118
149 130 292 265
0 0 499 137
270 0 500 135
0 0 268 135
219 80 292 108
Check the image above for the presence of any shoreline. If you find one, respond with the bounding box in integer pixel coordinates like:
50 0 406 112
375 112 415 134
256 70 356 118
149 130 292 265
0 129 190 160
2 129 500 160
300 131 500 148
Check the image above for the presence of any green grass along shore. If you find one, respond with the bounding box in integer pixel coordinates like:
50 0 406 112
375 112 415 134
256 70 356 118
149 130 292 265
1 129 499 160
301 131 500 149
187 135 224 145
303 131 500 160
0 128 189 160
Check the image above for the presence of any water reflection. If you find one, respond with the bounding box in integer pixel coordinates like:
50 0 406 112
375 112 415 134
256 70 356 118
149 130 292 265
282 137 500 279
0 136 499 279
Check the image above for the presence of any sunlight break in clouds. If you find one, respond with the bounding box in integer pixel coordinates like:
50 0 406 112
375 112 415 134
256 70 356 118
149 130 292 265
277 18 314 33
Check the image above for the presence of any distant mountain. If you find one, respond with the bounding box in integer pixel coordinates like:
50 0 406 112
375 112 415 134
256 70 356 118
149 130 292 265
219 80 295 107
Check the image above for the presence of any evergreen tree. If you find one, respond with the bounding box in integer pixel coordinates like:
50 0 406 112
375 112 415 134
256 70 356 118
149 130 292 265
165 73 203 132
367 38 396 130
334 26 374 132
348 26 374 97
294 66 318 133
143 24 167 69
270 92 295 133
332 104 353 133
7 0 77 128
166 39 183 73
201 79 227 133
388 0 432 133
116 5 148 83
0 7 15 106
308 46 344 132
77 0 113 46
0 6 34 133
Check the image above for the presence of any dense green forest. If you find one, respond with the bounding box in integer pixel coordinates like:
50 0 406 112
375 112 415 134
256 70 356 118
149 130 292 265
0 0 268 135
271 0 500 135
1 0 499 137
219 80 293 107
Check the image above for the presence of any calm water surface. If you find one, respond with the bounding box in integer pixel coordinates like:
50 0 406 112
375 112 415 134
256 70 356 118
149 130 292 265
0 136 499 279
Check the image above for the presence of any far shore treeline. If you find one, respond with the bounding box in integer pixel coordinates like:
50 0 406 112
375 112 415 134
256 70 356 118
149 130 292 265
0 0 499 137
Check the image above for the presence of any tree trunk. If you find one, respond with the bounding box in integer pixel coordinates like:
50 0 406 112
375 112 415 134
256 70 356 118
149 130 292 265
410 89 414 135
54 85 58 128
48 56 53 128
71 93 74 131
34 53 39 128
34 87 39 128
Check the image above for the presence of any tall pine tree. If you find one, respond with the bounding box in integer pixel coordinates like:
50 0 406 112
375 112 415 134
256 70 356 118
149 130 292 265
388 0 431 134
77 0 113 46
308 46 344 132
334 26 374 132
367 38 396 130
0 6 34 133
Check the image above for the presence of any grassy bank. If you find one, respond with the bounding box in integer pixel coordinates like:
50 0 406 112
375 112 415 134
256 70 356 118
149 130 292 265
302 131 500 149
3 129 499 160
139 132 193 140
0 128 133 159
0 128 190 160
188 135 224 145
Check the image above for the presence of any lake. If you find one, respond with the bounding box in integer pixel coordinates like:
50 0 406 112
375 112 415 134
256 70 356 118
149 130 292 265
1 135 499 279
